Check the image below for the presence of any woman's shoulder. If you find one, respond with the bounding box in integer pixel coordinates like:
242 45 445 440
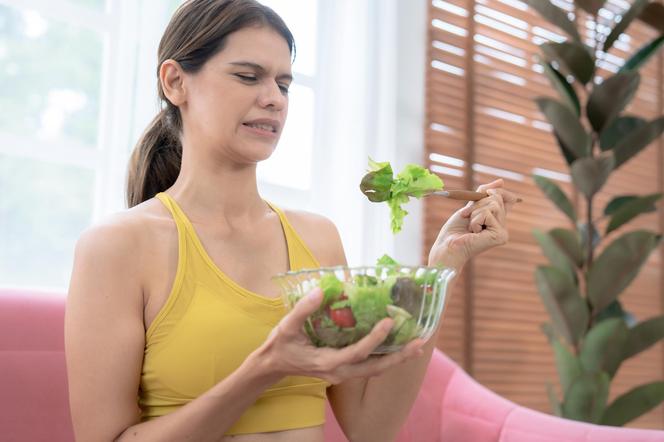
280 207 346 267
281 207 336 232
74 198 173 265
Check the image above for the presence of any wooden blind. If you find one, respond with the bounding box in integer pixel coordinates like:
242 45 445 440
424 0 664 428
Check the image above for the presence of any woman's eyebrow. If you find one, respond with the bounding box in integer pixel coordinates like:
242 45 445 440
228 61 293 81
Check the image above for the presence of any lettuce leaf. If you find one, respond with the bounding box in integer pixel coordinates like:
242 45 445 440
319 273 344 305
347 283 392 334
360 158 443 233
360 159 394 202
376 254 399 266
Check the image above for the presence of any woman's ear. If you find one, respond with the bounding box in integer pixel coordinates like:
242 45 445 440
160 59 186 106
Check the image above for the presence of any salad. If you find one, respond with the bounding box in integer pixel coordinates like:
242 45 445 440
359 158 444 233
297 256 439 349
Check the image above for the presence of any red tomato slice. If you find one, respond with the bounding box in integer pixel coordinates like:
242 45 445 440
329 307 356 328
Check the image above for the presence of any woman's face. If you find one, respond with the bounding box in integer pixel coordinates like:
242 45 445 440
178 25 293 164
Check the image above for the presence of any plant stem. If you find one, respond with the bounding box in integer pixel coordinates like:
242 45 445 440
587 195 594 267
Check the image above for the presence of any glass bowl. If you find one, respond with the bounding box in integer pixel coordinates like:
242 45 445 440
273 265 456 353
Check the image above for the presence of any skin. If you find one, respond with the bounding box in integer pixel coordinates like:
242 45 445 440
65 24 517 442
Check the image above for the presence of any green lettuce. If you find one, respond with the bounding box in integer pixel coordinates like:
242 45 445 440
319 273 344 305
346 283 392 334
386 305 422 345
360 158 444 233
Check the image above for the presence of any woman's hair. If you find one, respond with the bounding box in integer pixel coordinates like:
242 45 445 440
126 0 295 207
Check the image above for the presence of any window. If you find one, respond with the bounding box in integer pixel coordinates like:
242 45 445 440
0 0 322 290
0 0 419 293
0 0 112 289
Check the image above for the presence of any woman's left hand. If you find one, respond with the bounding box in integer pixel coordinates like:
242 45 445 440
428 179 518 270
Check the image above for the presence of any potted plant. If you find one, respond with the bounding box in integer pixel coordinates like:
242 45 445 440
526 0 664 425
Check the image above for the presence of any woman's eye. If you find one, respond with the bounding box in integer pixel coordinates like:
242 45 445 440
278 84 290 95
235 74 257 82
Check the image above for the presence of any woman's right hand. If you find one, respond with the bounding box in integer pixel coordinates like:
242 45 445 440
252 288 425 385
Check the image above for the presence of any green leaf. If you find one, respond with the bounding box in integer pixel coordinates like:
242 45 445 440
533 229 576 274
587 230 661 313
601 381 664 426
554 131 579 166
606 193 663 234
605 195 643 216
319 273 344 305
542 324 584 394
570 153 615 199
620 35 664 73
524 0 582 42
562 372 610 423
599 116 647 151
376 254 399 267
394 164 445 198
537 98 591 158
541 42 595 85
540 59 581 116
549 228 584 268
587 71 640 133
623 315 664 359
595 300 637 327
535 266 589 347
360 157 394 202
603 0 650 54
613 116 664 169
580 318 628 378
533 175 577 222
546 381 563 417
361 159 444 233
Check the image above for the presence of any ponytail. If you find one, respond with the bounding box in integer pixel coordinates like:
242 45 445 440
126 107 182 208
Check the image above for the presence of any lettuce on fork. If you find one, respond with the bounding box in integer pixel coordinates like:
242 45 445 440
360 158 444 233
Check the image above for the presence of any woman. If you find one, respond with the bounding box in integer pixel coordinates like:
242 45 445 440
65 0 517 440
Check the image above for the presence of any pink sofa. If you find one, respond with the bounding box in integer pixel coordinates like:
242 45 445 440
2 288 663 442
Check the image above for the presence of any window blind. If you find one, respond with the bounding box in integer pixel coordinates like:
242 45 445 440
425 0 664 428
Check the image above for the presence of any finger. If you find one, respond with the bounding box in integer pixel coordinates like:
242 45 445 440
472 211 503 235
481 212 508 245
463 182 505 217
469 194 503 214
468 199 503 224
332 318 394 365
348 339 425 378
489 188 519 211
476 178 503 193
280 288 323 332
460 204 473 218
400 338 427 357
469 212 487 233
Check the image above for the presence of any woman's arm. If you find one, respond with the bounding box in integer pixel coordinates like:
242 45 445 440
328 181 516 442
65 220 283 442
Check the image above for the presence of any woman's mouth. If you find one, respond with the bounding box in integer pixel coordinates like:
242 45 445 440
241 120 279 139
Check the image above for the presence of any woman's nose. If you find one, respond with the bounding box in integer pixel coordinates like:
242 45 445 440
257 81 287 110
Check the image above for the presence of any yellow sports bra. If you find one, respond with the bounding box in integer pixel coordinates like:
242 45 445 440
139 192 330 435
